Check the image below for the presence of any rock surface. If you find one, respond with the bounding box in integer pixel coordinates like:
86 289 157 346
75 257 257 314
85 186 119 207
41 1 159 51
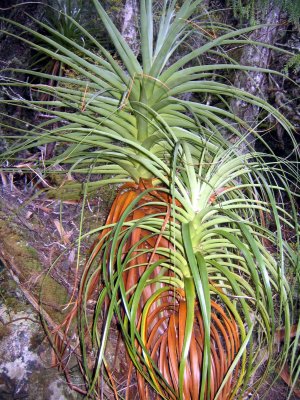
0 266 81 400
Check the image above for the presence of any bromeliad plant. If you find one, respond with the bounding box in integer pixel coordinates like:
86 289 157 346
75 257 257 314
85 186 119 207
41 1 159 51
1 0 300 399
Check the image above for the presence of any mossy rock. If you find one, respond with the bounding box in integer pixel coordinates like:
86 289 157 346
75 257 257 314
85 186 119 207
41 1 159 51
0 210 68 323
0 270 82 400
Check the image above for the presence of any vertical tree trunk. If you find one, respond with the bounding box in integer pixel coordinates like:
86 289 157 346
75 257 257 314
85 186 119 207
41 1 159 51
231 2 283 150
120 0 140 56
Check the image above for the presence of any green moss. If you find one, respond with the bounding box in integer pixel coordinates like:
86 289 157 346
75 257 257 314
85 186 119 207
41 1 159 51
0 218 42 283
29 331 45 351
108 0 122 13
21 248 40 272
0 269 28 313
0 211 68 323
0 324 11 340
40 275 68 323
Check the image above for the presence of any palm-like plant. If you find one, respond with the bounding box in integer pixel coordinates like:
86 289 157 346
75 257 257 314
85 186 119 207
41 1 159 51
1 1 300 399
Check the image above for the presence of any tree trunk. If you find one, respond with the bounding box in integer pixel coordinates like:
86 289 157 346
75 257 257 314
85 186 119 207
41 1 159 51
231 2 283 151
120 0 140 56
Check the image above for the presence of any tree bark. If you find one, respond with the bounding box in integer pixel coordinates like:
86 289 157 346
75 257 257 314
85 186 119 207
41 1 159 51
231 2 283 150
120 0 140 56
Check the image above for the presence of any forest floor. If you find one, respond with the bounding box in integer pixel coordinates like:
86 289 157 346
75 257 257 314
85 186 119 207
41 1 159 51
0 181 299 400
